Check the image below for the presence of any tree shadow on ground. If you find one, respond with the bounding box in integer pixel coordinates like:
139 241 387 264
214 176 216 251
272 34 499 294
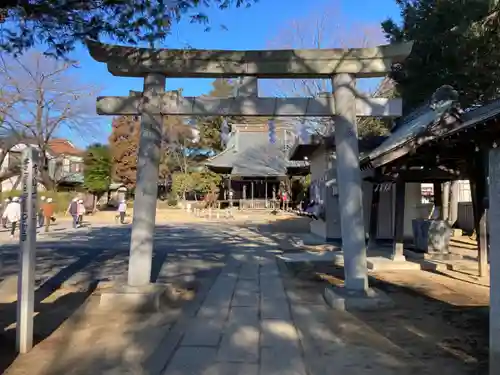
248 216 490 372
237 216 326 252
0 221 285 375
0 222 248 374
285 260 489 375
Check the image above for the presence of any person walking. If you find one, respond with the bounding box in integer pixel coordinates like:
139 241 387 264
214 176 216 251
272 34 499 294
41 198 55 233
117 199 127 224
77 199 85 227
282 191 289 211
66 198 79 229
2 198 11 228
38 196 46 228
3 197 21 239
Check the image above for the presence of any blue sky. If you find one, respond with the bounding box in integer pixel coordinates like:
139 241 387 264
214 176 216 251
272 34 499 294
68 0 402 147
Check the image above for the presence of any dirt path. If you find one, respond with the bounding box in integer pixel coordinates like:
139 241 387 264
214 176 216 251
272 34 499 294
1 283 198 375
287 262 489 375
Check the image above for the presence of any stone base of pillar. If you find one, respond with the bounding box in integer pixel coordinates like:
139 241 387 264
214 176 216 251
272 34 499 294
366 256 420 271
98 282 195 313
390 253 407 262
405 249 463 261
323 284 393 311
425 252 462 261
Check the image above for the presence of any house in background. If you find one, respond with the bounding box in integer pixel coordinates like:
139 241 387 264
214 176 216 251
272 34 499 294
0 138 84 192
47 139 85 190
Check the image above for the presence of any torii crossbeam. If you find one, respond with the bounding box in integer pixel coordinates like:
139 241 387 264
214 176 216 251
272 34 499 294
87 40 413 296
97 92 402 118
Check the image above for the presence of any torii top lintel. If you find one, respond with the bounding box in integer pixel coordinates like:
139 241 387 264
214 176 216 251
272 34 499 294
86 40 413 79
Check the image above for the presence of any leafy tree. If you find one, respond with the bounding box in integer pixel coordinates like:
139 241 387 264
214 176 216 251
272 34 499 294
109 112 203 190
382 0 497 111
195 169 222 194
171 169 221 201
172 172 195 200
83 143 112 208
108 115 139 189
292 175 310 204
0 0 257 57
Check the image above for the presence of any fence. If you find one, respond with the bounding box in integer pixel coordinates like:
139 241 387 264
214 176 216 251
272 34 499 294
239 199 278 210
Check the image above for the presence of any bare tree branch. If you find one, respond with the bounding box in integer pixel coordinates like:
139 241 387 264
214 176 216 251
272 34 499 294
0 51 102 189
265 2 391 138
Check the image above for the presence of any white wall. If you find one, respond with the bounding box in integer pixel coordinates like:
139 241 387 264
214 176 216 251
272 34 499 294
421 180 471 202
457 180 472 202
360 178 422 240
309 145 328 239
308 147 423 241
1 175 46 192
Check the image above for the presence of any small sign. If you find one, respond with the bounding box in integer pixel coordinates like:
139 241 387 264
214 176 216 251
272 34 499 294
16 147 39 354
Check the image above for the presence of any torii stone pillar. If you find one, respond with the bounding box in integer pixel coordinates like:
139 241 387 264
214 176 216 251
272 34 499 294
332 73 367 291
128 74 165 286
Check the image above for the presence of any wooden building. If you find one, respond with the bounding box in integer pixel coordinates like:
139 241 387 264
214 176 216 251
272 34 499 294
289 132 422 242
359 89 500 373
361 89 500 267
288 86 474 248
205 123 309 208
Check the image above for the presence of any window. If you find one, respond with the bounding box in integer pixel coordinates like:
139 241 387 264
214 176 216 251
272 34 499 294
70 162 82 173
63 158 70 172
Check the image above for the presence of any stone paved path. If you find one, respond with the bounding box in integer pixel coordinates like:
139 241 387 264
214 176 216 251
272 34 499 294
159 231 426 375
162 250 307 375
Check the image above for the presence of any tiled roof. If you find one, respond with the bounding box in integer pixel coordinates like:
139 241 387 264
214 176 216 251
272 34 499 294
360 88 462 169
288 132 388 161
47 139 83 156
206 131 308 177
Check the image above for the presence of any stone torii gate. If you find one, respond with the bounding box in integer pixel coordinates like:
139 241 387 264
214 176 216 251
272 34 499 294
87 40 413 299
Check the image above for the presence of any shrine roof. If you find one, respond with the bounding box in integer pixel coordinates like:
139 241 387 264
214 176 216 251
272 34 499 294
288 133 387 161
205 131 308 177
361 94 500 170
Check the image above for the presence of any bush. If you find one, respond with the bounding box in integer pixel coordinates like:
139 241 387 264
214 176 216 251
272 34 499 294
166 193 178 207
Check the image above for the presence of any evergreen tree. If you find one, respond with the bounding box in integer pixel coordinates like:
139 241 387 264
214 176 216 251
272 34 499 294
83 143 112 203
382 0 498 111
196 78 237 153
0 0 256 57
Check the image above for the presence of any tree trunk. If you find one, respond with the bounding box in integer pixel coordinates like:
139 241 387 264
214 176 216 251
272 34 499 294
0 167 21 184
39 154 57 191
39 170 56 191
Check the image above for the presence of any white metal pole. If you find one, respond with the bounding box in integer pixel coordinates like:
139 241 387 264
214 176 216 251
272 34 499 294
16 147 39 353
